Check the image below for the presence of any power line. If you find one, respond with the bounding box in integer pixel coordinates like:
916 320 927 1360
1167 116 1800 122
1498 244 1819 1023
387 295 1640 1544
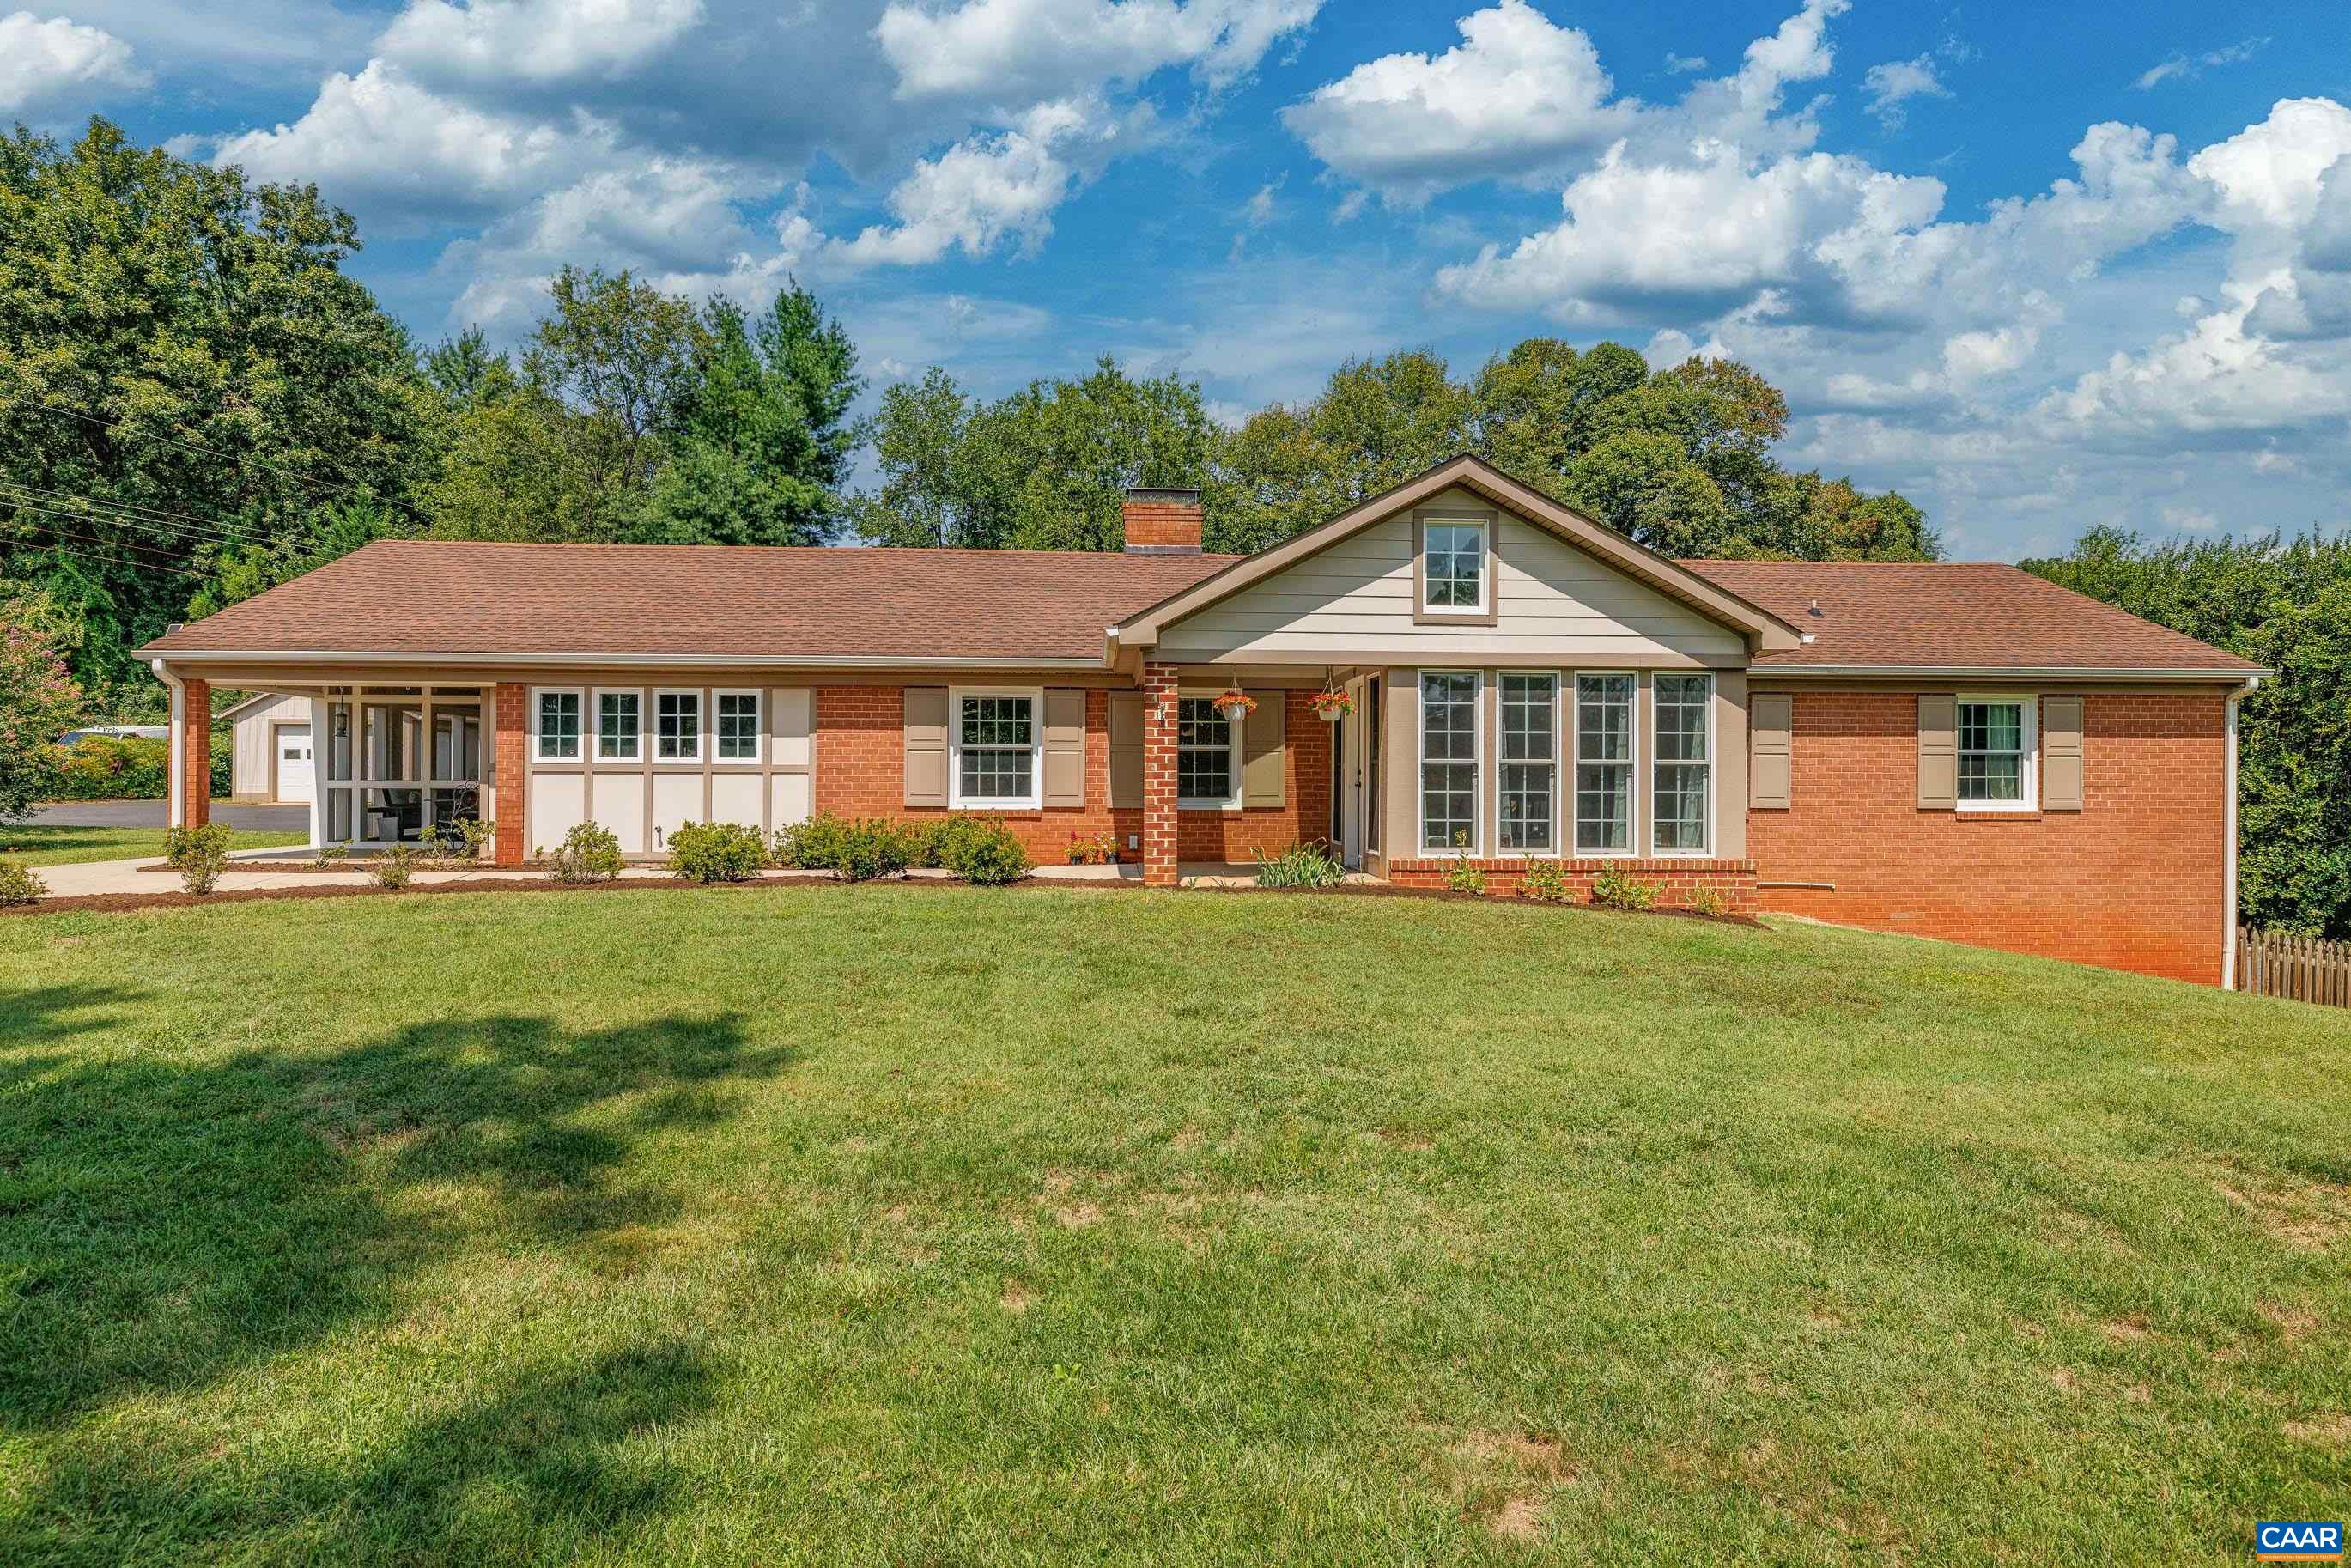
2 538 190 579
0 480 275 550
3 507 207 566
4 397 423 524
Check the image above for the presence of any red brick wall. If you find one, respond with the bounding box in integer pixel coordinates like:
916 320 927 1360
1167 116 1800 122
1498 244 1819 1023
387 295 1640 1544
811 681 1327 874
492 682 526 866
1747 690 2230 984
179 678 211 828
1121 501 1202 550
1386 857 1758 913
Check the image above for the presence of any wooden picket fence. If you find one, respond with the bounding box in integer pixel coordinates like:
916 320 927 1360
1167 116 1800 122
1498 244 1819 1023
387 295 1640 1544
2237 925 2351 1006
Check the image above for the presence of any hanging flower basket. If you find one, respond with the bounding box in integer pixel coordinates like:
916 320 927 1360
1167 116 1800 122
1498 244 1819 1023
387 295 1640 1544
1213 690 1257 725
1309 690 1355 721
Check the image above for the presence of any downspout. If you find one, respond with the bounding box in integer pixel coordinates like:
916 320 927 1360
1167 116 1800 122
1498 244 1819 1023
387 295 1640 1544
149 659 185 830
2223 680 2251 989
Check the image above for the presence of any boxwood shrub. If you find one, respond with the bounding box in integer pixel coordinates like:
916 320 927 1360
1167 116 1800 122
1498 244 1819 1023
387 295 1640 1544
667 821 767 884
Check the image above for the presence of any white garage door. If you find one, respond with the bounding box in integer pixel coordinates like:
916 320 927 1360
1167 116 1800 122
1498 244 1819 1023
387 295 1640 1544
275 724 314 803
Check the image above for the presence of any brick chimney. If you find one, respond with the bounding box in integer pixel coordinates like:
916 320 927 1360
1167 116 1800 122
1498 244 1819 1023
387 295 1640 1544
1121 486 1202 554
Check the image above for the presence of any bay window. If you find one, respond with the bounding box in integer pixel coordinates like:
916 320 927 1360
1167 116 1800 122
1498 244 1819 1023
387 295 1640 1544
1498 674 1557 853
1420 672 1479 853
1575 674 1634 854
1653 674 1712 854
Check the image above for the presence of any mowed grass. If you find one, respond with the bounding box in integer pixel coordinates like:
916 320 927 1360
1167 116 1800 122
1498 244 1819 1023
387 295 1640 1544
0 822 307 867
0 886 2346 1565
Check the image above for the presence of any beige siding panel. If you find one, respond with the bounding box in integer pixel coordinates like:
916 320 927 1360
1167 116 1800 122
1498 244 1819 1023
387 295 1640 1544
773 771 813 827
1243 695 1285 806
711 772 763 827
592 771 647 854
530 773 586 851
1383 669 1419 857
1715 672 1748 860
770 687 813 766
1109 691 1144 807
2044 695 2084 811
1042 688 1086 807
1918 695 1958 811
652 773 702 850
1749 692 1791 810
904 686 948 808
1157 507 1745 663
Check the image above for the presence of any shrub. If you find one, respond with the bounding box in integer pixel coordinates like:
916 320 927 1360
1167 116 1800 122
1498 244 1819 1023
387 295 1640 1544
1443 859 1488 896
37 735 168 801
785 812 917 881
1254 841 1345 889
1589 861 1658 911
669 820 767 884
773 811 839 870
0 858 46 907
914 814 993 871
544 821 624 884
368 842 425 890
455 817 495 861
838 817 918 882
1519 859 1570 902
1686 882 1727 917
309 842 349 871
163 823 233 896
943 816 1030 885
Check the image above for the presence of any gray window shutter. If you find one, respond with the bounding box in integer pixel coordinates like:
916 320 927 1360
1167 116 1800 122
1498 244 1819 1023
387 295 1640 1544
1042 688 1085 807
1243 693 1285 806
1750 693 1792 809
2043 696 2083 811
1917 694 1957 811
1109 692 1143 807
905 686 948 807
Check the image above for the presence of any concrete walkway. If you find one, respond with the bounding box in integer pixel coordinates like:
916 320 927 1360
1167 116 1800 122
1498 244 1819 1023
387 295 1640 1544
29 799 310 831
33 855 1140 899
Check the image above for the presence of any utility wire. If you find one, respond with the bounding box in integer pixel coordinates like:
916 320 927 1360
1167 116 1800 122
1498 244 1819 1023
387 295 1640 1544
3 538 189 578
0 481 275 551
3 507 208 565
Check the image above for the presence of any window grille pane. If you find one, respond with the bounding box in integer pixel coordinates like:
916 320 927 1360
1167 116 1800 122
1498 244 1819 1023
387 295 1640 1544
1419 672 1479 848
1957 701 2026 801
1176 699 1231 800
1576 675 1633 763
959 748 1032 800
1423 523 1484 608
536 692 580 759
598 693 639 758
1655 763 1710 852
1576 763 1631 851
657 692 700 759
717 693 760 760
1499 763 1554 850
960 696 1031 749
1654 674 1711 763
1500 675 1554 761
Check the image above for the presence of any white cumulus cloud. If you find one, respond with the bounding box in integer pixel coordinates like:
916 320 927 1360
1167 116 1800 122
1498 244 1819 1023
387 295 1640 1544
0 10 147 115
877 0 1319 100
380 0 705 88
1862 55 1949 130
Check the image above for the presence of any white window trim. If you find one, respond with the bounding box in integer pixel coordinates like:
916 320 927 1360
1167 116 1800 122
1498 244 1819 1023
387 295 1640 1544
1176 690 1242 811
531 685 585 764
714 687 764 766
1421 519 1491 616
1956 693 2038 813
1652 672 1715 858
653 686 705 766
592 686 643 763
1570 672 1639 859
1418 669 1481 856
948 684 1043 811
1495 671 1561 859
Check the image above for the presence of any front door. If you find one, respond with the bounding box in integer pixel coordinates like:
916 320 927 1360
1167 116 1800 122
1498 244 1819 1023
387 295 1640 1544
1338 676 1368 868
274 723 314 803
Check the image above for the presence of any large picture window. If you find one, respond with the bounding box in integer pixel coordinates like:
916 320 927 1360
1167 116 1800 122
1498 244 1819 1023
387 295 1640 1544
1421 521 1487 611
1498 674 1556 853
1176 698 1235 805
656 690 702 762
1575 673 1635 853
1653 674 1712 854
716 690 762 763
955 691 1036 807
1958 697 2035 809
1420 671 1479 852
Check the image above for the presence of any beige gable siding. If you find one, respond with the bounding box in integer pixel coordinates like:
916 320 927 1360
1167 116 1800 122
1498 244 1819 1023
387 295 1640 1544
1155 489 1747 665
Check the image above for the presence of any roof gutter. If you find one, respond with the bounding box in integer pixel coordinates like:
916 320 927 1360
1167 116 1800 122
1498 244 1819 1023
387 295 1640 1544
132 650 1112 670
1752 664 2272 681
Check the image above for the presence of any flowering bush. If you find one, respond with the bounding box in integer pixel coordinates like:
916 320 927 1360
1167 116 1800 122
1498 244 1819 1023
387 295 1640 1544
1 593 85 822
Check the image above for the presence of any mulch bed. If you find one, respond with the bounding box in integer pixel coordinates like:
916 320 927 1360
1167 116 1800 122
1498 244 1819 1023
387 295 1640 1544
3 869 1768 927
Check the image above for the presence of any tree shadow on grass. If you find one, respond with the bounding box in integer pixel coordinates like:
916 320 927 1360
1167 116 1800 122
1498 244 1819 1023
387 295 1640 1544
0 1005 789 1432
6 1338 719 1566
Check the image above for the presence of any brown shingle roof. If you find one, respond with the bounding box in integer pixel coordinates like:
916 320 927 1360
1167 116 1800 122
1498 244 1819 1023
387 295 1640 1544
1680 560 2261 672
141 539 1242 663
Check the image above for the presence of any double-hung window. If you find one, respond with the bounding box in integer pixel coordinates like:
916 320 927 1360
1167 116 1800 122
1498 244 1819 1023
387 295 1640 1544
1498 674 1557 853
596 690 640 761
1420 672 1479 853
1575 674 1635 853
716 690 762 763
1653 674 1713 854
1421 521 1488 612
956 692 1036 807
656 690 702 763
534 689 581 761
1958 696 2035 810
1176 698 1236 805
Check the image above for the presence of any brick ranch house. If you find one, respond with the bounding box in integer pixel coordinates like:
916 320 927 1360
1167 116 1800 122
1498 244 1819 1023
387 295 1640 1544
141 454 2265 987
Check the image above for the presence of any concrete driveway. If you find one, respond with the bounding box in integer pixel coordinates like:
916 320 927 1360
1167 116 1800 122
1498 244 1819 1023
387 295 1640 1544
28 799 311 832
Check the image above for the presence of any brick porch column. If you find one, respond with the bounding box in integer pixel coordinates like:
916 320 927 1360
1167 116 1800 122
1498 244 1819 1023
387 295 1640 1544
1140 661 1180 887
492 681 527 865
177 677 211 829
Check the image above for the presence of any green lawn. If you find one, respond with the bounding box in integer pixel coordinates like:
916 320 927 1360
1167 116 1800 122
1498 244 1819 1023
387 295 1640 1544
0 822 307 867
1 886 2345 1565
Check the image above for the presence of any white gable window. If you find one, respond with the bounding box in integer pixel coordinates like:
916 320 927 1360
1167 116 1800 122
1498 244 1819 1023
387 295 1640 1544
951 689 1039 809
1421 520 1488 612
1958 696 2036 811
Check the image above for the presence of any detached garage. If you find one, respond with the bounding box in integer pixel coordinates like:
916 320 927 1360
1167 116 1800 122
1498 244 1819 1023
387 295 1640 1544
221 692 314 804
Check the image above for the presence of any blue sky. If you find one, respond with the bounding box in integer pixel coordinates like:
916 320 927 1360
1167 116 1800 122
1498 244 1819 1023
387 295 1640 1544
8 0 2351 558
